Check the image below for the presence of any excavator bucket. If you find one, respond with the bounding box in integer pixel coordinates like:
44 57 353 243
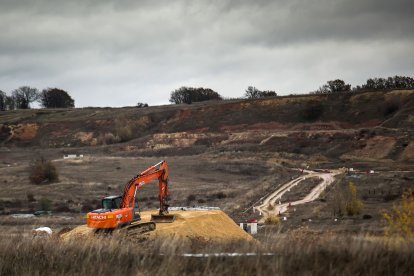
151 214 176 223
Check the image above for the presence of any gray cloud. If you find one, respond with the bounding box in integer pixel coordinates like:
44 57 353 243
0 0 413 107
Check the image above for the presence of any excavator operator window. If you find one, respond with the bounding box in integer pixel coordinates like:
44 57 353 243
114 197 122 209
102 196 122 210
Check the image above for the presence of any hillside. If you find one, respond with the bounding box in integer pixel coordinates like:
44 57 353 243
1 90 413 165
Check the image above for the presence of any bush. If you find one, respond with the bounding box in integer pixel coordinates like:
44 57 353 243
29 158 59 184
345 182 363 216
116 125 133 142
362 214 372 220
187 194 196 202
331 181 363 216
215 192 227 199
383 189 414 238
265 215 280 225
27 193 36 202
39 197 52 211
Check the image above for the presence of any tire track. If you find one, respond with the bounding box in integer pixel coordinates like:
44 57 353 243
255 169 343 222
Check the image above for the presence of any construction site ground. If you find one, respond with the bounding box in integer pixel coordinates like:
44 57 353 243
1 148 414 240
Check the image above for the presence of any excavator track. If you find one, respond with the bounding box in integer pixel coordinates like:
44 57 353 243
94 221 156 239
115 221 156 238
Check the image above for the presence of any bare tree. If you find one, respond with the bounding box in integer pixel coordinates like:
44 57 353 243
245 86 277 99
12 86 39 109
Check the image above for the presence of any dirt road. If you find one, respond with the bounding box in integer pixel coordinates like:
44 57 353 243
255 169 343 222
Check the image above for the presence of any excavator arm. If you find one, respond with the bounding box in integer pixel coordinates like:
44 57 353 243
120 160 170 216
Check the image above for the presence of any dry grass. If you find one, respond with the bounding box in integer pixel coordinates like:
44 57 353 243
0 232 412 275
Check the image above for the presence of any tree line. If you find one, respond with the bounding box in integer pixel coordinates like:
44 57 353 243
0 87 75 111
312 75 414 94
169 86 277 104
2 75 413 109
169 75 414 105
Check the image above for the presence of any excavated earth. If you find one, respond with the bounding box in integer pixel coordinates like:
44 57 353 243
61 210 252 242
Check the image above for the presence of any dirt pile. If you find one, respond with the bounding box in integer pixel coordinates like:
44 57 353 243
61 210 252 242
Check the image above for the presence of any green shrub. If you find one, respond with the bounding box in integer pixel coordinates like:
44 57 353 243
39 197 52 211
345 182 363 216
29 158 59 184
265 215 280 225
331 181 363 216
383 189 414 238
116 125 133 142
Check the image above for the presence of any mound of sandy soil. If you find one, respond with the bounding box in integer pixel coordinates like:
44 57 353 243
61 210 252 242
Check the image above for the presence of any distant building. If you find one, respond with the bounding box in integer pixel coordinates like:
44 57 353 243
63 154 84 159
239 222 257 235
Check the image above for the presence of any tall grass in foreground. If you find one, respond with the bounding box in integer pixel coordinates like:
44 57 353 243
0 232 413 276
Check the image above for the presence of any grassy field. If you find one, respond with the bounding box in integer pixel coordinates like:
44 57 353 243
0 232 412 275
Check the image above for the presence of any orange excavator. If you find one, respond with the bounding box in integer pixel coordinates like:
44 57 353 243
86 160 175 235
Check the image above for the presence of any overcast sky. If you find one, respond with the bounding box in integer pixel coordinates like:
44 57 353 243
1 0 413 107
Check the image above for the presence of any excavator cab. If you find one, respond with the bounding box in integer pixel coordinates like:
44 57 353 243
102 196 122 210
101 195 141 220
